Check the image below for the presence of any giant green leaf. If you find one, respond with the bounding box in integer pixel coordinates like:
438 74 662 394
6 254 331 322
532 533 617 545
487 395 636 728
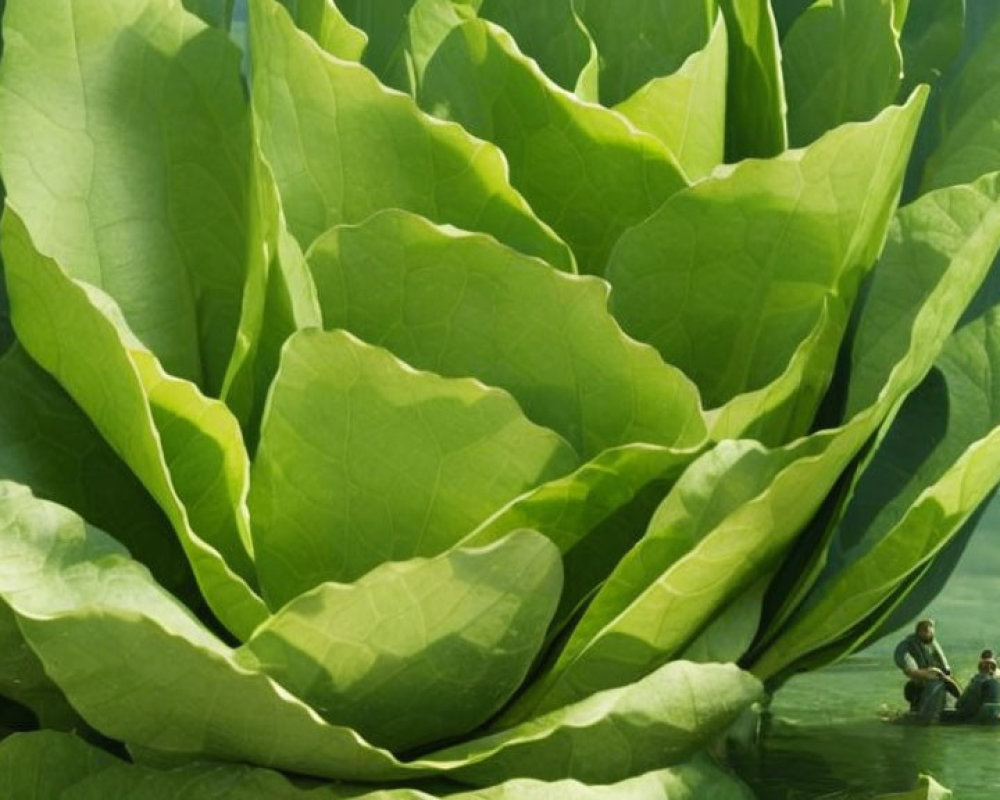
930 4 1000 128
2 209 265 640
0 600 83 730
608 93 925 414
0 258 87 735
718 0 787 159
249 328 578 607
0 731 119 800
0 483 761 785
307 207 706 622
863 491 992 649
498 437 830 719
239 531 561 751
504 168 994 718
181 0 235 28
0 344 192 599
215 147 284 433
679 577 769 664
502 426 882 718
69 765 352 800
431 659 761 786
921 13 1000 191
308 209 706 459
782 0 902 147
405 0 494 93
445 754 757 800
571 0 714 106
706 293 847 444
219 138 323 446
613 12 728 180
478 0 599 101
899 0 964 97
771 0 814 35
0 732 363 799
754 173 1000 645
461 443 699 633
0 732 756 800
249 0 573 271
752 308 1000 680
275 0 368 60
769 489 988 680
231 219 322 450
898 0 995 203
0 482 419 782
0 0 252 394
847 172 1000 416
418 18 688 274
335 0 417 90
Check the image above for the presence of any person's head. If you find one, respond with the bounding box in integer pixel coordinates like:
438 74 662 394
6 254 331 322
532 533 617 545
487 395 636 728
980 657 998 676
915 619 935 644
982 649 994 661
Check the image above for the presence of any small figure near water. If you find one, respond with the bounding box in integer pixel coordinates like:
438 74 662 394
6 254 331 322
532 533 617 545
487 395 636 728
893 620 1000 724
952 650 1000 723
893 619 960 722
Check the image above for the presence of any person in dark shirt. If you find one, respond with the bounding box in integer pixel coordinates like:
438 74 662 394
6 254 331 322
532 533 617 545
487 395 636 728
893 619 959 721
955 650 1000 723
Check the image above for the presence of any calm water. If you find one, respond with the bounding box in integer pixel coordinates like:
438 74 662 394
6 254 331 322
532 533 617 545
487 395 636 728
733 508 1000 798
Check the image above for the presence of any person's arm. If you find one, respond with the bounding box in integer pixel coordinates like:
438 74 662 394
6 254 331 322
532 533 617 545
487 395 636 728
906 666 946 681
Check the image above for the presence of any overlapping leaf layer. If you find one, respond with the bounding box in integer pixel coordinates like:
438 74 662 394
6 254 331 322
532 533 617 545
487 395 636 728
0 0 999 797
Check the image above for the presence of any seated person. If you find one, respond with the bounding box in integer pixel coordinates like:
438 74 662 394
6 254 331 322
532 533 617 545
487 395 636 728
955 651 1000 723
893 618 958 721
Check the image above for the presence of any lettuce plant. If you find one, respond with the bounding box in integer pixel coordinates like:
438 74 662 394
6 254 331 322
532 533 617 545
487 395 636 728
1 0 1000 797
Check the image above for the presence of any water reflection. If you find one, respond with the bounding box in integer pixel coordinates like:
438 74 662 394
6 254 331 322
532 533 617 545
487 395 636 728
733 713 1000 799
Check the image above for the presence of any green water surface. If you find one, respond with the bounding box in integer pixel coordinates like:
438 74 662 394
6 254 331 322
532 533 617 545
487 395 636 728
734 504 1000 798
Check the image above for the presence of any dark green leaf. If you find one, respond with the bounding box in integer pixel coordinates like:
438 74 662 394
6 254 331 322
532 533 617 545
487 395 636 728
782 0 902 147
718 0 787 159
